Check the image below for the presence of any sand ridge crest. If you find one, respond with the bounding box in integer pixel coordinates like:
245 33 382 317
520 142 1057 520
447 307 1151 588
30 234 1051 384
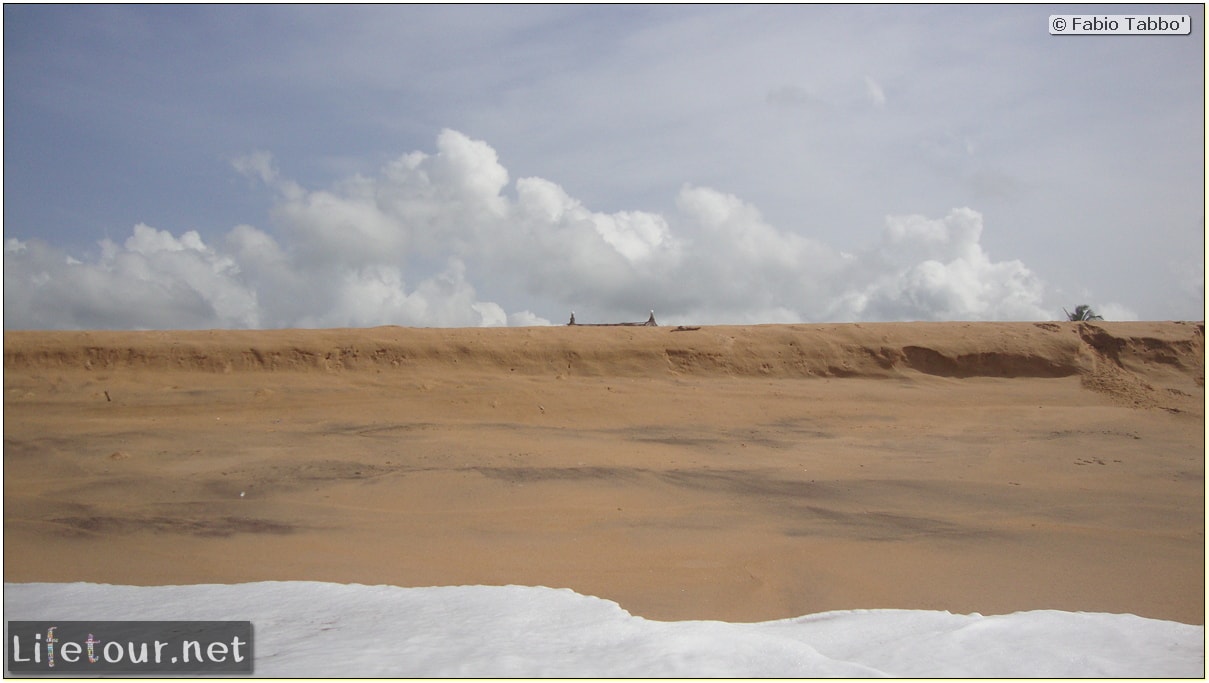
4 321 1203 381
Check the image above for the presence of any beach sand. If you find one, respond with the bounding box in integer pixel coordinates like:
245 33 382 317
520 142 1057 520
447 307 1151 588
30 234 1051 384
4 321 1204 624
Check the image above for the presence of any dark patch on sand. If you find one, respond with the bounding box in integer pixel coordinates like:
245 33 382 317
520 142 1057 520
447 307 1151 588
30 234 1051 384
474 465 642 483
783 509 993 542
48 514 295 538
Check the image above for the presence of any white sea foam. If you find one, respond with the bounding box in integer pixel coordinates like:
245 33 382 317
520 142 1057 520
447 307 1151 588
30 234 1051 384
4 582 1203 677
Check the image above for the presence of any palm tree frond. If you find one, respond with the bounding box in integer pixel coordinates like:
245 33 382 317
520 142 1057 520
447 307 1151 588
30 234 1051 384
1065 304 1104 321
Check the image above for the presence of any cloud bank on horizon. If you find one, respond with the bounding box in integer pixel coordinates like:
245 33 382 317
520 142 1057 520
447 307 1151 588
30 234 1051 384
8 129 1062 329
3 5 1202 329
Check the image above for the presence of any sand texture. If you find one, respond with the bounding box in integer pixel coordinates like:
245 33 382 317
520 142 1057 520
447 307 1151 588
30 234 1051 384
4 321 1204 624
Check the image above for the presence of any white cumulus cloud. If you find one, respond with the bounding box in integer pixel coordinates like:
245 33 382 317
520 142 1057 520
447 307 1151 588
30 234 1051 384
825 209 1048 321
5 130 1058 330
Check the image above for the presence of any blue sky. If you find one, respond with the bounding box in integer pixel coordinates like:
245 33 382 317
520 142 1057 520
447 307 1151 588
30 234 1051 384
4 4 1204 329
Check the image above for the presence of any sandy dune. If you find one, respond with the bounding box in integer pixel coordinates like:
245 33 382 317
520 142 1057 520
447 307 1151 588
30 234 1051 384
4 321 1204 624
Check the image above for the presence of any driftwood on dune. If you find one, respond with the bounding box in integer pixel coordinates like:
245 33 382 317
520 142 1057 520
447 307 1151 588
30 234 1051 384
567 310 658 327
